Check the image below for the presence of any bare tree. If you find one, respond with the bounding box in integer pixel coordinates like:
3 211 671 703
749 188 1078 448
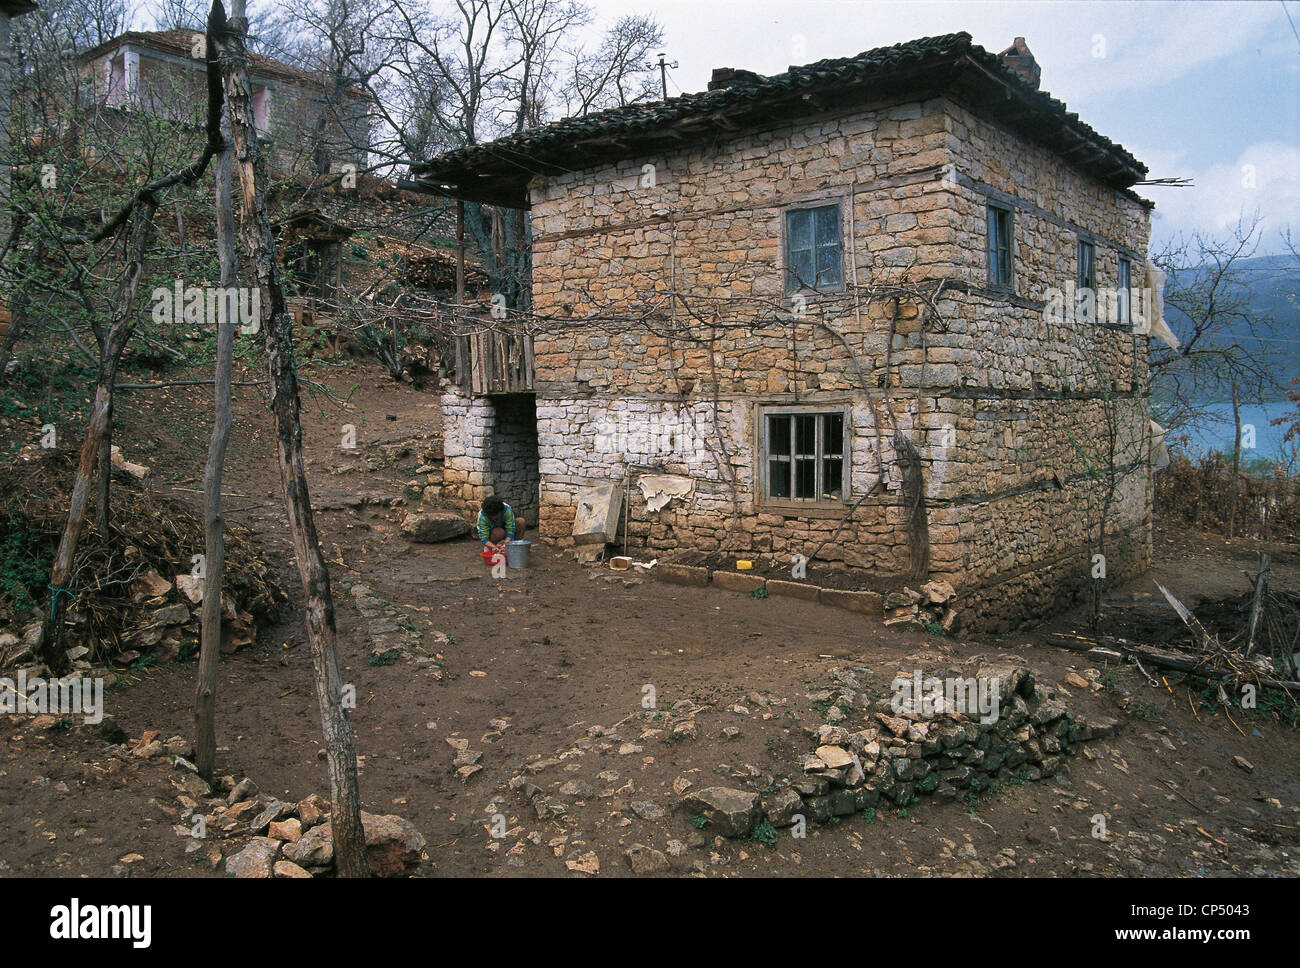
210 0 370 877
194 88 237 783
19 0 131 53
1151 212 1282 438
560 14 662 116
35 16 226 673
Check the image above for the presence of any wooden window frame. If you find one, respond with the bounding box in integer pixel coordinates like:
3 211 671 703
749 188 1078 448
986 202 1014 290
758 404 851 509
1077 238 1097 292
1117 255 1132 326
782 200 846 295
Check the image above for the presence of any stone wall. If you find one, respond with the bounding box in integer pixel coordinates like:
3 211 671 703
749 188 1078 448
441 386 540 525
440 385 495 511
490 394 540 525
458 93 1155 626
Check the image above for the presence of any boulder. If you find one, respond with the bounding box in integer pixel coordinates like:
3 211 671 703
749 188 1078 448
296 793 329 829
227 777 258 805
151 604 190 627
361 811 426 877
815 745 854 769
175 574 204 604
225 837 280 878
761 787 804 827
283 821 334 869
21 623 43 655
249 800 290 834
269 817 303 843
679 787 759 838
920 579 956 604
399 511 471 544
225 800 261 823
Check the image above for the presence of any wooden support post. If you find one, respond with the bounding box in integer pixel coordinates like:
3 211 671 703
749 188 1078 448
1245 552 1271 658
456 199 465 309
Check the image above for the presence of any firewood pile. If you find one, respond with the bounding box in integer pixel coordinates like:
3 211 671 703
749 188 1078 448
0 449 287 669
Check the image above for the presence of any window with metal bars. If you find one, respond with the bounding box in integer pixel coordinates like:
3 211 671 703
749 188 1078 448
763 410 846 502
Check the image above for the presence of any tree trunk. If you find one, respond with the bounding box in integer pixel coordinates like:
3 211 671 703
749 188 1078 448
1228 381 1241 539
0 218 31 388
212 0 370 877
94 415 112 534
38 199 159 673
195 124 237 782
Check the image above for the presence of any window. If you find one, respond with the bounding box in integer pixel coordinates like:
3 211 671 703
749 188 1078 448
1077 239 1096 291
986 203 1013 287
1117 256 1132 325
785 204 842 291
763 410 846 502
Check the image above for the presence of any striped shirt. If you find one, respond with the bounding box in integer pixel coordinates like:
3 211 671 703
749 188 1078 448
476 504 516 544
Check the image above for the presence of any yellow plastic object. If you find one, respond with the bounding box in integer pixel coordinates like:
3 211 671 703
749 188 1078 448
736 560 753 570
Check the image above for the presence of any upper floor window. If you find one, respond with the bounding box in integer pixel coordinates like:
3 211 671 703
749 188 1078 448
1117 256 1132 325
986 203 1013 288
785 204 842 291
1077 239 1096 292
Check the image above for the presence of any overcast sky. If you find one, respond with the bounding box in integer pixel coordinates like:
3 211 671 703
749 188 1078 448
596 0 1300 257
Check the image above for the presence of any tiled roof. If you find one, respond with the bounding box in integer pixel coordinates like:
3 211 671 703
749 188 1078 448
77 29 359 94
0 0 38 17
411 32 1147 208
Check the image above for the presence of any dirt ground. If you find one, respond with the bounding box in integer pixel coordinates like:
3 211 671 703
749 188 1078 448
2 361 1298 878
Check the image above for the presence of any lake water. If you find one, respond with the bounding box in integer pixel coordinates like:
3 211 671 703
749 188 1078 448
1168 401 1296 461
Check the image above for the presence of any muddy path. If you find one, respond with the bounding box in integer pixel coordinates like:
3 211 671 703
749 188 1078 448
2 362 1298 878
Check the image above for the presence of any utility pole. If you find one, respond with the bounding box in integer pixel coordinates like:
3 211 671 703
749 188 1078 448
647 52 678 100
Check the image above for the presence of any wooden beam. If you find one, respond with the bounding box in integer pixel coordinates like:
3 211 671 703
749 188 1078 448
455 199 465 308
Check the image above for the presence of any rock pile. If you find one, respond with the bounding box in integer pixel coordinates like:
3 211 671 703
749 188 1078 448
114 728 428 877
224 798 427 878
883 579 959 631
679 661 1119 838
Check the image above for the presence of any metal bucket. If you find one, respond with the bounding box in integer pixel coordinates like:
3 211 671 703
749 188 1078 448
505 540 532 569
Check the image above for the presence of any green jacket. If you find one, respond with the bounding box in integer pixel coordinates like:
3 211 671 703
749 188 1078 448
476 504 516 544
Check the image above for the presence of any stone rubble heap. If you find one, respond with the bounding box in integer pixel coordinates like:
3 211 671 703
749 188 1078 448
678 661 1119 838
220 783 427 878
883 579 959 631
122 729 427 877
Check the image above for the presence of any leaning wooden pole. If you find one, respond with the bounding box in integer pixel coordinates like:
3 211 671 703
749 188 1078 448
455 199 465 308
195 88 236 782
211 0 370 876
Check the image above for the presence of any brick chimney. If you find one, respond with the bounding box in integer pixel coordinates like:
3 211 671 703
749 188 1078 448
998 37 1041 90
707 67 764 91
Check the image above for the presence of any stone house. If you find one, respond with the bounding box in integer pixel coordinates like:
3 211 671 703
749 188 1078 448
77 29 370 174
69 32 467 333
412 33 1159 628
